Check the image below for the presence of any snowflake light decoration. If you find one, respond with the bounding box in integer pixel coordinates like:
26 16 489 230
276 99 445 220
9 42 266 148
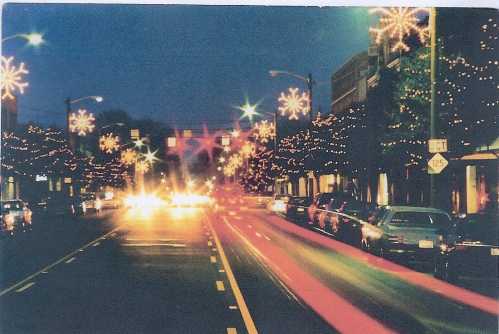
69 109 95 136
99 133 120 153
254 120 275 144
135 160 150 174
121 148 137 165
240 141 256 158
1 56 29 100
278 87 310 120
369 7 430 53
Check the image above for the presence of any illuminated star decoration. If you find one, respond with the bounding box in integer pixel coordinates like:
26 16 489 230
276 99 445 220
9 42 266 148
168 130 190 158
230 121 251 149
369 7 430 53
134 137 146 149
278 87 310 120
143 147 159 165
135 160 150 174
254 120 275 144
120 148 137 165
237 100 260 123
1 56 29 100
69 109 95 136
193 125 222 161
99 133 120 153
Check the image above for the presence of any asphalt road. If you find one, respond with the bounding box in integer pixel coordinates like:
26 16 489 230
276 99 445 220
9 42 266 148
1 204 497 334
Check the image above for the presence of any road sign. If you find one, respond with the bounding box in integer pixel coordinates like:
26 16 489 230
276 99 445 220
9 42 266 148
428 139 447 153
167 137 176 148
428 153 448 174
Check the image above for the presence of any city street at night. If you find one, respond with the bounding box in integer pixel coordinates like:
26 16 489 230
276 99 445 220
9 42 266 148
1 3 498 334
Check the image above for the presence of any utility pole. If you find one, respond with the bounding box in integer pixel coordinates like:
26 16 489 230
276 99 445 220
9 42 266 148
429 7 438 207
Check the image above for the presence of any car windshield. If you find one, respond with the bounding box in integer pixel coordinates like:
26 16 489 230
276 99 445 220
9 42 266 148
390 211 451 227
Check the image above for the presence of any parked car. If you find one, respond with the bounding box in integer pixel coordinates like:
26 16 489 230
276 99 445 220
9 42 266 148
1 200 33 235
307 192 338 226
80 193 98 213
317 195 368 244
267 194 290 214
285 196 311 222
434 213 498 282
361 206 452 264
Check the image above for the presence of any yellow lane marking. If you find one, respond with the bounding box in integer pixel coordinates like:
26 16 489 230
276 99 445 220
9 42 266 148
227 328 237 334
208 218 258 334
210 256 217 263
15 282 35 293
208 241 213 247
216 280 225 291
65 257 76 264
0 225 121 298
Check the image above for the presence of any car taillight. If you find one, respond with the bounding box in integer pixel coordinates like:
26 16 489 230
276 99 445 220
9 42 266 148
4 214 15 230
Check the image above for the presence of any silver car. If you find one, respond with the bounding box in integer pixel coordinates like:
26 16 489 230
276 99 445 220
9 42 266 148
362 206 452 263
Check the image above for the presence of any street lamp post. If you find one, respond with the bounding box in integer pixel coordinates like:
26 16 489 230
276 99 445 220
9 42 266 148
270 70 316 197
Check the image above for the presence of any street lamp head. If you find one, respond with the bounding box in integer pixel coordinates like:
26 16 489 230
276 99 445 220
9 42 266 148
94 96 104 103
269 70 279 77
24 33 44 46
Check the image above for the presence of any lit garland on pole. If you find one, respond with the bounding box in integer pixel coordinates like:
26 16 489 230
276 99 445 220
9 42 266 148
278 87 310 120
69 109 96 136
99 133 120 153
0 56 29 100
369 7 430 52
253 120 276 144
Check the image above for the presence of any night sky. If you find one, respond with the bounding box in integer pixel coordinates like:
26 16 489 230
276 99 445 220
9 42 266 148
2 4 370 130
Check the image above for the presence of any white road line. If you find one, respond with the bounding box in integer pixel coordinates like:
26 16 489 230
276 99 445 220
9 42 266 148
207 241 213 247
219 269 226 273
229 305 238 310
15 282 35 293
247 224 252 229
210 256 217 263
93 242 100 247
263 235 271 241
65 257 76 264
255 232 262 238
212 248 218 252
0 225 121 298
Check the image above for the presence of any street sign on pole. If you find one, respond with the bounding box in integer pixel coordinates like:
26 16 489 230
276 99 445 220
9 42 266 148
167 137 176 148
428 138 447 153
428 153 448 174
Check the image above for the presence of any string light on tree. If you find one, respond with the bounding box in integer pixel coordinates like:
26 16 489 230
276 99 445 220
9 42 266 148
369 7 430 52
278 87 310 120
1 56 29 100
99 133 120 153
69 109 95 136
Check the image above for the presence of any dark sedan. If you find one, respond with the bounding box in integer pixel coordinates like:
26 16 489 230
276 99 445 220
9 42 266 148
285 196 311 223
435 213 498 283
